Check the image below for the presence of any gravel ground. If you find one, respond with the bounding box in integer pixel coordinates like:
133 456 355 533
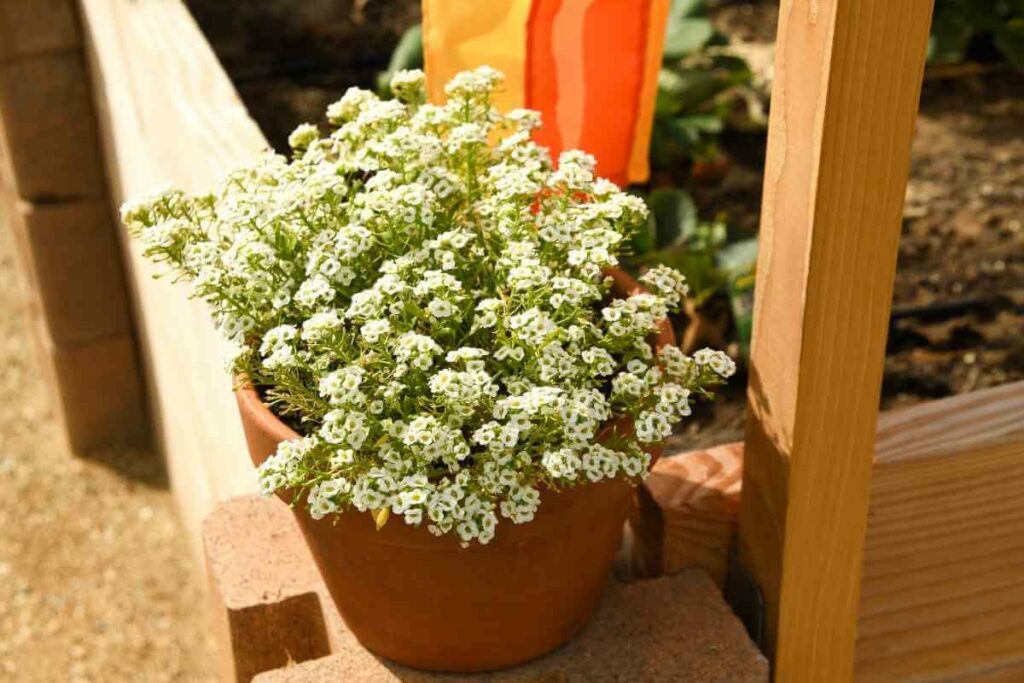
0 222 216 680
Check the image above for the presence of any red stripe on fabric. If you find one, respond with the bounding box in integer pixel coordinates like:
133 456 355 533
580 0 650 186
525 0 564 163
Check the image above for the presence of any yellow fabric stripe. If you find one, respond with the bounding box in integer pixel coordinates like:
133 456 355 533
626 0 670 183
422 0 531 112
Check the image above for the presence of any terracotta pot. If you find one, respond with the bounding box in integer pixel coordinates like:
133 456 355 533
234 267 674 672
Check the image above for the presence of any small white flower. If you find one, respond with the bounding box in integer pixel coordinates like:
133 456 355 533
288 123 319 150
694 348 737 378
427 298 455 319
360 319 391 343
390 69 426 102
123 67 730 546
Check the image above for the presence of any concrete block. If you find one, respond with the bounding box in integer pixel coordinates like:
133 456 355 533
0 0 81 62
203 496 331 682
0 51 105 200
253 570 768 682
207 495 767 682
12 198 131 347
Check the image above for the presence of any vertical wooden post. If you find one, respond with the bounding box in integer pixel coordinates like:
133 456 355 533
737 0 932 680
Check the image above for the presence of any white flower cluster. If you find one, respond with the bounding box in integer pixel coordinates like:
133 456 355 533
123 67 734 545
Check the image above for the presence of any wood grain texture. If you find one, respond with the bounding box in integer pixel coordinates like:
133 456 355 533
856 382 1024 681
737 0 932 678
77 0 266 560
628 382 1024 679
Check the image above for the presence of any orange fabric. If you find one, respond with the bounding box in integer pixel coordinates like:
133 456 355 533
628 0 671 182
525 0 564 159
423 0 669 186
578 0 651 186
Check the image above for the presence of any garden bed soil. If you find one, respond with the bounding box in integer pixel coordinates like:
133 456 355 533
186 0 1024 449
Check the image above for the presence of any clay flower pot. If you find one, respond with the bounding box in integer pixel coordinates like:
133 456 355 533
234 267 674 673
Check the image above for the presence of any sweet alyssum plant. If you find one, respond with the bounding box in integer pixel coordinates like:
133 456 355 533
122 67 734 545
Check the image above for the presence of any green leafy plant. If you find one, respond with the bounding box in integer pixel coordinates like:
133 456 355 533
933 0 1024 68
652 0 765 171
375 7 765 357
627 188 756 355
376 24 424 94
929 0 1024 69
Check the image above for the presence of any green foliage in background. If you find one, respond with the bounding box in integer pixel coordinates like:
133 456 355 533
929 0 1024 68
652 0 765 167
627 187 757 355
376 24 423 94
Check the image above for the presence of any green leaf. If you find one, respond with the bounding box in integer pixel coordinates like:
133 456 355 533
995 19 1024 70
631 210 659 255
663 118 700 147
388 24 424 72
670 0 707 20
377 24 424 92
716 236 759 277
673 114 723 135
647 188 698 249
658 68 731 113
648 121 676 169
708 54 754 84
647 245 723 302
663 17 715 61
655 70 687 117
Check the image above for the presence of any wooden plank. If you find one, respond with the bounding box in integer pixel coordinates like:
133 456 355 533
77 0 267 560
736 0 932 677
856 382 1024 681
625 382 1024 678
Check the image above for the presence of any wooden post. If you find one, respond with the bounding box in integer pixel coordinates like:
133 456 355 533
737 0 933 679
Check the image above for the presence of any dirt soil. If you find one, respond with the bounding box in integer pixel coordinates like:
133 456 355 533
886 74 1024 408
0 226 216 679
187 0 1024 449
185 0 421 152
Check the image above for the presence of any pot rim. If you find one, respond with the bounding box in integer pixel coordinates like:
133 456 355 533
236 265 675 455
236 380 301 445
